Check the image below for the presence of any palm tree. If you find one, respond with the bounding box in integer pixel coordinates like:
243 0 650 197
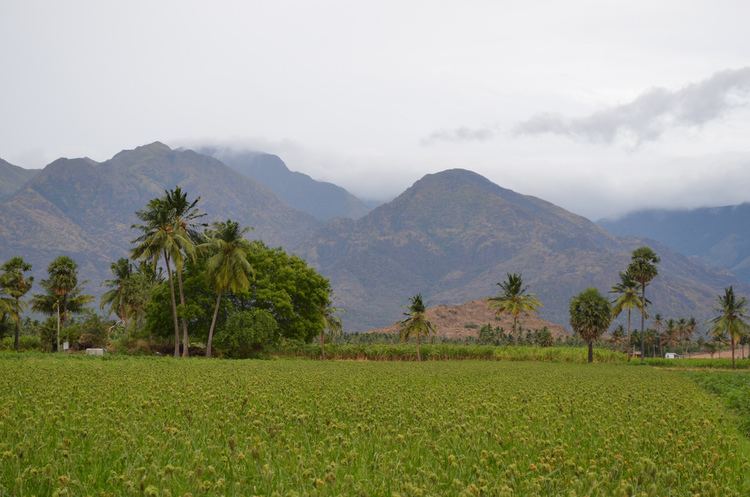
132 197 192 357
100 258 134 327
164 187 204 357
400 294 435 361
711 286 749 369
31 256 92 351
610 272 643 355
569 288 613 363
488 273 542 335
319 303 343 359
1 257 33 351
683 317 697 356
200 220 253 358
626 247 660 361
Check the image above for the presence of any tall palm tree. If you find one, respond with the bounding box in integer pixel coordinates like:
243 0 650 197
319 303 343 359
711 286 749 369
626 247 660 361
164 187 204 357
1 257 33 351
31 256 92 351
569 288 613 363
100 258 134 327
683 317 697 356
400 294 435 361
200 220 253 358
488 273 542 335
610 272 643 351
132 198 193 357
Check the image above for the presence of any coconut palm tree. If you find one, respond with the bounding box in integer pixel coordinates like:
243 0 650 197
488 273 542 335
164 187 204 357
711 286 749 369
1 257 33 351
31 256 92 351
626 247 660 361
569 288 613 363
132 197 193 357
610 272 643 348
200 220 254 358
400 294 435 361
100 258 134 327
319 303 343 359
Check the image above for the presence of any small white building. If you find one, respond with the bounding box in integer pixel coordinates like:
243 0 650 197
664 352 679 359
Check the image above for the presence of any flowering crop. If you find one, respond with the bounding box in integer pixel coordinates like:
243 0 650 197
0 356 748 496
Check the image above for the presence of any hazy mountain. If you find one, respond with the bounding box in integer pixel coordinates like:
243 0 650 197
0 158 39 199
303 169 745 330
202 148 371 221
600 205 750 283
0 142 319 294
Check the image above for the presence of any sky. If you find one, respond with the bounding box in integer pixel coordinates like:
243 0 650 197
2 0 750 220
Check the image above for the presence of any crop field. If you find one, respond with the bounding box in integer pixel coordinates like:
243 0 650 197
1 357 749 496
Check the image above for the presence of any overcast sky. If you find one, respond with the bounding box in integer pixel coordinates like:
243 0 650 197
2 0 750 219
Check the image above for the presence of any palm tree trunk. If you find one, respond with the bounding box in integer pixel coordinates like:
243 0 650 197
320 329 325 359
587 341 593 363
640 284 646 362
207 292 221 358
731 335 736 369
416 332 421 362
14 297 20 352
176 268 189 357
163 251 180 358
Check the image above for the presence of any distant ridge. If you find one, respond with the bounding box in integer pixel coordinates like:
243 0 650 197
0 158 39 199
201 148 371 221
600 203 750 283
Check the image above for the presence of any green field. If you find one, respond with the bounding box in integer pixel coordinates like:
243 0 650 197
1 357 749 496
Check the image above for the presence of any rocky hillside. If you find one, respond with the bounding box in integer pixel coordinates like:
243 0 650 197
304 169 747 330
0 142 319 293
0 158 39 199
600 204 750 283
368 299 567 339
202 148 371 221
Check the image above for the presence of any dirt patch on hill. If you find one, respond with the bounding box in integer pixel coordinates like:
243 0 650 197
368 299 568 340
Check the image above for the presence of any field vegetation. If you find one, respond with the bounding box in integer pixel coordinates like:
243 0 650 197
1 357 749 496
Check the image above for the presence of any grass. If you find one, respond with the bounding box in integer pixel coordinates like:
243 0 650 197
278 343 627 363
642 357 750 369
686 369 750 438
0 357 749 496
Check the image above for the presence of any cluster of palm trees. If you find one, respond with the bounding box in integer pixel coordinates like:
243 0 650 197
711 286 749 368
129 187 255 357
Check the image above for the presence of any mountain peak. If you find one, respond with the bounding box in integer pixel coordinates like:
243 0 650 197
136 141 171 152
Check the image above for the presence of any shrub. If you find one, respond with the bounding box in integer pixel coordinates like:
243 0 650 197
214 309 279 358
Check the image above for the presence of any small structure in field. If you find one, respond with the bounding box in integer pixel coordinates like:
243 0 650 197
86 348 105 356
664 352 679 359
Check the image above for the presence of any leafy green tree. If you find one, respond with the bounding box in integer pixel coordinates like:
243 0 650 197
711 286 749 368
200 220 254 357
400 294 435 361
489 273 542 335
132 196 195 357
610 272 643 346
1 257 33 351
626 247 660 361
31 256 93 351
319 303 342 358
214 309 279 358
100 258 133 326
569 288 613 363
610 324 626 352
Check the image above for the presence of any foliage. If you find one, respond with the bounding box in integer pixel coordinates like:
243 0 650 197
687 370 750 437
399 294 434 360
0 357 748 495
569 288 613 362
711 286 749 368
213 309 279 358
488 273 542 333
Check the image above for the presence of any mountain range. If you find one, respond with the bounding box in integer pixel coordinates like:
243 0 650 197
601 205 750 284
0 158 38 199
0 142 746 331
199 148 372 221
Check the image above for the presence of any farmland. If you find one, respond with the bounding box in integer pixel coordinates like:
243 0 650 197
1 357 749 496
